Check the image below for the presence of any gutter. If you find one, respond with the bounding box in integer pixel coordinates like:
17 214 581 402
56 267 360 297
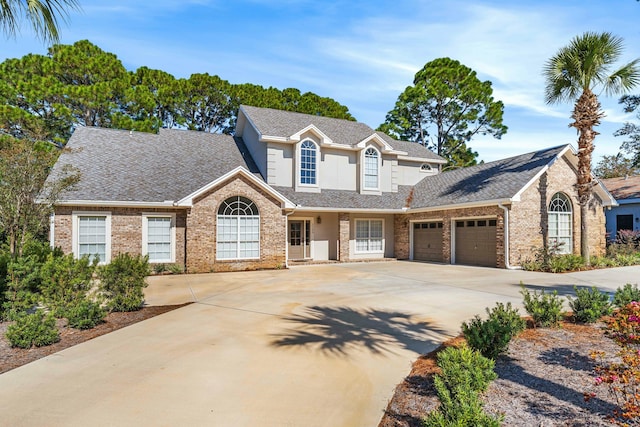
498 203 520 270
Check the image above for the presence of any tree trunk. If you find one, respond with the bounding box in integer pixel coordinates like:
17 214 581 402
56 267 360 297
571 89 603 266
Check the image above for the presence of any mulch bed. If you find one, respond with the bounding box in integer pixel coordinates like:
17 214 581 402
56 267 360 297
0 303 190 375
379 319 623 427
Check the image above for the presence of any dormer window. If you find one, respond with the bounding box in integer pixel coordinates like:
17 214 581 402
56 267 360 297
300 140 317 185
364 147 380 189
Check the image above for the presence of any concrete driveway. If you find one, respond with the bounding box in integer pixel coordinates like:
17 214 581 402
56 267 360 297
1 262 639 427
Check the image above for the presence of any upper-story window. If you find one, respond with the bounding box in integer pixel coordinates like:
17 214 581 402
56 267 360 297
364 147 379 189
300 140 317 185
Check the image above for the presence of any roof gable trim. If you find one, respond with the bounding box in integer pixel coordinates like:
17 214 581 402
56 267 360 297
176 166 296 208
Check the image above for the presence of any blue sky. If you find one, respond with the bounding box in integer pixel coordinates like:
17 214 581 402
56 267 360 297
2 0 639 163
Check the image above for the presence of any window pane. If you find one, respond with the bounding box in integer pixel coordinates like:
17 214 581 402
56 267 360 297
300 141 317 185
370 220 383 239
78 216 106 263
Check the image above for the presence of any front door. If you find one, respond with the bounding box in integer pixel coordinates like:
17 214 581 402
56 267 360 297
288 220 311 260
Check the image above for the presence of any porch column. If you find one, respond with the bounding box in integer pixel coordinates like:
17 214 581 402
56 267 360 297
338 212 350 262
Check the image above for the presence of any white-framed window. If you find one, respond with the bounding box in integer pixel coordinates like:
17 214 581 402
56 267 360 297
363 147 380 189
299 140 318 185
420 163 432 172
548 192 573 254
355 219 384 253
142 213 175 263
217 196 260 260
72 211 111 264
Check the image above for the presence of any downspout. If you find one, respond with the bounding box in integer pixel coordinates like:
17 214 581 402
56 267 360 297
498 203 520 270
284 205 301 269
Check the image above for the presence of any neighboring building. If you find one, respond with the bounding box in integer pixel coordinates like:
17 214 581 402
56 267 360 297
602 175 640 241
46 105 615 272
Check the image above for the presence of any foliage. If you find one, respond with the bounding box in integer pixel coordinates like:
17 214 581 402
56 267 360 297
65 299 106 329
520 242 584 273
568 286 612 323
520 286 564 327
0 136 79 256
378 57 507 169
462 302 525 359
2 253 42 320
543 32 640 266
98 253 149 312
40 252 96 317
614 283 640 308
5 310 60 348
0 40 354 144
424 344 502 427
590 302 640 423
615 95 640 167
0 0 80 44
436 344 497 392
594 153 640 178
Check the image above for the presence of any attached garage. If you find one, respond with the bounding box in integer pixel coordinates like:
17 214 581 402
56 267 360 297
412 221 444 262
454 219 497 267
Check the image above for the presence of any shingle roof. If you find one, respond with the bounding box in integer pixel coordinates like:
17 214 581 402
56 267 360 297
272 186 413 210
602 175 640 200
48 127 260 203
241 105 445 162
409 145 570 209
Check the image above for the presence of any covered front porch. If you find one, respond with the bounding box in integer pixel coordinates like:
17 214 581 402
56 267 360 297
285 212 396 263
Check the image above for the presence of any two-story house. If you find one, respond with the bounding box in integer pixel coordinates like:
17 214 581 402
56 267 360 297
46 105 615 272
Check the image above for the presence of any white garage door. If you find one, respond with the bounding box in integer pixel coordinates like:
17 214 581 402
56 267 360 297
454 219 497 267
413 222 444 263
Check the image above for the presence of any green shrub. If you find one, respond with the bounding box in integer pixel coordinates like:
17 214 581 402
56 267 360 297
613 283 640 308
462 302 525 359
590 256 618 268
98 253 149 312
168 264 184 274
548 254 584 273
65 299 106 329
568 286 612 323
40 253 96 317
6 310 60 348
520 286 564 327
424 344 502 427
436 344 497 393
2 254 43 320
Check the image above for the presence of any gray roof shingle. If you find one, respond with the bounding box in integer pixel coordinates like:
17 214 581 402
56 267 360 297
48 127 260 203
602 175 640 200
241 105 445 162
272 186 413 210
409 145 569 208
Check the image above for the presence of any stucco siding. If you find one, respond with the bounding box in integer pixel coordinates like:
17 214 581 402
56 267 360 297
241 122 267 179
321 148 357 191
396 160 438 186
267 142 294 187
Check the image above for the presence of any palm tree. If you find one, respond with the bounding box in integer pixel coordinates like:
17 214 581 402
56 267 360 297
544 32 640 265
0 0 80 43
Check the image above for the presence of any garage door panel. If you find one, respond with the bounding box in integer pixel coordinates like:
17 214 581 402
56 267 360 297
413 222 443 262
455 220 497 267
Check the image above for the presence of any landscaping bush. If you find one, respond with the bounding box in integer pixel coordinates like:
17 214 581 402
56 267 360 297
548 254 584 273
520 286 564 327
2 254 43 320
5 310 60 348
568 286 612 323
424 344 502 427
436 344 497 393
98 253 149 312
613 283 640 308
40 253 96 317
65 299 106 329
462 302 525 359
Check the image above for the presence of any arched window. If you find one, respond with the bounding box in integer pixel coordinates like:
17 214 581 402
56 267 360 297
364 147 379 189
548 192 572 254
300 140 317 185
217 196 260 259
